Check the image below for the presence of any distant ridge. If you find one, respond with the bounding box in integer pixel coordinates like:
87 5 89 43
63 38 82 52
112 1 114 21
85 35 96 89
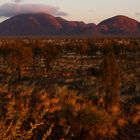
0 13 140 37
97 15 140 36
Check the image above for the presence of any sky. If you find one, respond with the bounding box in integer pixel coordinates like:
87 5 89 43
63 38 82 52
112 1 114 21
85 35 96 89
0 0 140 24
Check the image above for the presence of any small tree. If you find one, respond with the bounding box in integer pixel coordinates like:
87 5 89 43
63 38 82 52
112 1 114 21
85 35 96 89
100 48 121 111
9 41 33 81
0 42 13 72
9 44 22 81
42 43 61 72
32 42 42 71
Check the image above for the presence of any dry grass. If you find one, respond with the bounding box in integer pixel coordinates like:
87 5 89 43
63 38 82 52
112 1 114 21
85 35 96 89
0 84 139 140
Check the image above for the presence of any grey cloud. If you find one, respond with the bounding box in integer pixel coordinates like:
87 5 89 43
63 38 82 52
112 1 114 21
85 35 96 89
0 3 68 17
11 0 22 3
135 12 140 16
89 10 94 13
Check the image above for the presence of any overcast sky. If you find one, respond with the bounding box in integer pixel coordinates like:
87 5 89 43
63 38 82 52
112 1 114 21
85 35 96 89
0 0 140 24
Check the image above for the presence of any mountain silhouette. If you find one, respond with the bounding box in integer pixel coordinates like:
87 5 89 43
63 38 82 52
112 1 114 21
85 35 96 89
97 15 140 36
0 13 139 37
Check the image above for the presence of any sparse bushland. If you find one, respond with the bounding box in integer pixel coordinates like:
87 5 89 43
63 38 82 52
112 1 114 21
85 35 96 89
0 38 139 140
0 84 139 140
